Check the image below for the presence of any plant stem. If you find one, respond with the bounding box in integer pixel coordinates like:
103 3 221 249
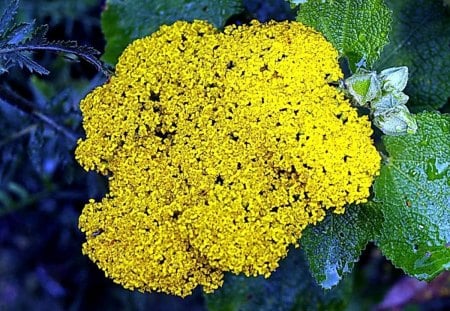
0 84 78 143
0 123 37 148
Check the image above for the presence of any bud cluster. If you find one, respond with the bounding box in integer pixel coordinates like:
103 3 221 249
344 66 417 136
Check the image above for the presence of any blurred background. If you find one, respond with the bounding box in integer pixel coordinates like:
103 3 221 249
0 0 449 310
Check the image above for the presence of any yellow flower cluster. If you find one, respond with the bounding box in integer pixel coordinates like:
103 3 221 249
75 20 380 297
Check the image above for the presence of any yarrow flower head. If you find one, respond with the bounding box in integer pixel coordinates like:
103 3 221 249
75 20 381 297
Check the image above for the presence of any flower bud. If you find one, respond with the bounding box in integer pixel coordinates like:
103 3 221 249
371 93 397 112
345 71 381 106
392 91 409 105
373 103 418 136
379 66 408 92
371 92 409 112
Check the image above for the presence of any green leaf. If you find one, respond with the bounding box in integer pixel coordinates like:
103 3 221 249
296 0 392 71
375 0 450 111
101 0 244 65
205 247 353 311
301 204 383 289
373 112 450 281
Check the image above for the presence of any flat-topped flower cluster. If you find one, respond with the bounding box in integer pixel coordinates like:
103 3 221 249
75 20 381 297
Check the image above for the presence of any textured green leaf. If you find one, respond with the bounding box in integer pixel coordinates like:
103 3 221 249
375 0 450 111
101 0 243 65
296 0 392 71
374 112 450 281
301 203 383 289
206 247 352 311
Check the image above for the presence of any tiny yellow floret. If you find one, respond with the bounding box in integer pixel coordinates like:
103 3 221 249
76 20 380 297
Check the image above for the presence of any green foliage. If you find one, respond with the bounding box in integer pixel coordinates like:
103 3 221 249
375 0 450 111
206 247 353 311
301 204 383 289
1 0 449 309
101 0 244 64
0 0 107 75
373 112 450 280
296 0 392 72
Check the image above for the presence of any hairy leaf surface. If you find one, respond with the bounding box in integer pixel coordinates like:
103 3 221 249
296 0 392 71
374 112 450 280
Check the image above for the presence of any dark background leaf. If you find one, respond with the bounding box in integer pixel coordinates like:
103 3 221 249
205 247 353 311
301 203 383 289
375 0 450 112
101 0 244 64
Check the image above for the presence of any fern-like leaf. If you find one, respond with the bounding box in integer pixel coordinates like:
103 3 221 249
0 0 110 76
0 0 18 37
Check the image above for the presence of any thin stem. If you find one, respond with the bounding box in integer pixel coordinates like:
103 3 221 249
0 84 78 143
0 123 37 148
